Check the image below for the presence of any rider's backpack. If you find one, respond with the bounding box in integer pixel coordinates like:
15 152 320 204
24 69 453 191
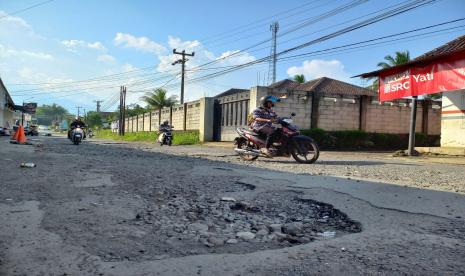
247 113 255 127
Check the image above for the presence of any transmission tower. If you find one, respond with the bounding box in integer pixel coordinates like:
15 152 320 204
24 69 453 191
268 21 279 85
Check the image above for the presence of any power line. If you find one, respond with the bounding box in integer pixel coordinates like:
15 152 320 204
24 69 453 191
0 0 55 20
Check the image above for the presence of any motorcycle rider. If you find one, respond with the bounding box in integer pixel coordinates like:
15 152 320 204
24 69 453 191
158 120 172 143
68 116 87 139
251 95 280 157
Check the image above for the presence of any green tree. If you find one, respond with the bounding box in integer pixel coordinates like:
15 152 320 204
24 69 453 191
141 88 177 115
293 74 306 83
124 104 149 117
35 103 70 126
85 111 103 128
377 50 411 69
370 50 411 91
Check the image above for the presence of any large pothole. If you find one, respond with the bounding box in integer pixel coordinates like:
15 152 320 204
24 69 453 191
98 190 360 261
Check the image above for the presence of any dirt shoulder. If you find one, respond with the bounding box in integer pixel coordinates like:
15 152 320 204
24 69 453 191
103 139 465 194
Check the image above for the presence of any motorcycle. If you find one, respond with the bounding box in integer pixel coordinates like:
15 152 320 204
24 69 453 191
158 126 173 146
87 129 94 138
234 113 319 164
70 126 85 145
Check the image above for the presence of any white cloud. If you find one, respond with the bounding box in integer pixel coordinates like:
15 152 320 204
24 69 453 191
286 59 351 82
0 10 43 39
87 41 105 51
114 32 166 54
97 54 116 64
61 39 107 51
0 44 53 60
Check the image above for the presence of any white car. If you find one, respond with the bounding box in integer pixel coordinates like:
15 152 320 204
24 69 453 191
38 125 52 136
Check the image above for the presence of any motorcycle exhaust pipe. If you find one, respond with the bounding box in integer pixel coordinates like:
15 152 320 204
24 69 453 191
234 148 261 156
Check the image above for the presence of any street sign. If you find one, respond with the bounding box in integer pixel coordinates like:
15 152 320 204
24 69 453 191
23 102 37 114
379 53 465 102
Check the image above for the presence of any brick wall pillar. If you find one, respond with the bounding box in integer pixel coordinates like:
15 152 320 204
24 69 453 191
183 103 187 131
422 99 429 134
199 97 214 142
310 92 321 129
359 96 369 131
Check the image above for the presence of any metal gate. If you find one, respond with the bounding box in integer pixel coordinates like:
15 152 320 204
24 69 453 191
213 98 250 141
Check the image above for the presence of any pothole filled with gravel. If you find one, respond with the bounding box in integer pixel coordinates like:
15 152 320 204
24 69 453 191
95 190 362 261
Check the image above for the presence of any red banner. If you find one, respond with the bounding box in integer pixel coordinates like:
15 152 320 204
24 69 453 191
379 54 465 102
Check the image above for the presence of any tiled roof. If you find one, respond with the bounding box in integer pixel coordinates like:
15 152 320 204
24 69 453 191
214 88 248 98
414 34 465 62
355 34 465 78
267 79 302 90
270 77 376 97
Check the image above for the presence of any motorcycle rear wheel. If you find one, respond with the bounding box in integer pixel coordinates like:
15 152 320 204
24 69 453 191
237 139 259 161
291 140 319 164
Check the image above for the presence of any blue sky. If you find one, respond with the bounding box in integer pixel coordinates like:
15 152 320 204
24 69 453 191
1 0 465 114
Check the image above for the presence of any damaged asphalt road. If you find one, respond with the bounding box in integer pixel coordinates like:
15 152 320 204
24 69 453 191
0 136 464 275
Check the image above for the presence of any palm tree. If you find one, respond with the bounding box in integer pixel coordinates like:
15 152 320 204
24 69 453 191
377 50 410 69
141 88 177 124
293 74 306 83
370 50 411 91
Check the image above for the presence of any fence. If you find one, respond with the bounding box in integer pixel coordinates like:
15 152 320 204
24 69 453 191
114 86 442 142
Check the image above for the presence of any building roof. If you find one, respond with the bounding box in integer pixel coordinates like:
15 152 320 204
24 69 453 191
214 88 249 98
0 78 15 107
269 77 376 97
355 34 465 78
267 79 302 90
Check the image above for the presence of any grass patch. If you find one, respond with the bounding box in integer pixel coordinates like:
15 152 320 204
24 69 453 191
95 129 199 145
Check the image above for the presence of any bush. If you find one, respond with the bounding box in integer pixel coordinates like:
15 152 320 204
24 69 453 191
95 129 199 145
301 128 439 150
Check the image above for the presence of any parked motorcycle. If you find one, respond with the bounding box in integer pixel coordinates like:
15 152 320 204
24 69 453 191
70 126 85 145
158 126 173 146
87 128 94 138
234 113 319 164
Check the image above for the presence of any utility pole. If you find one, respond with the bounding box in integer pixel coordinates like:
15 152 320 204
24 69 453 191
268 21 279 84
118 86 127 136
407 96 418 156
172 48 195 104
122 86 126 136
94 100 103 112
76 106 82 117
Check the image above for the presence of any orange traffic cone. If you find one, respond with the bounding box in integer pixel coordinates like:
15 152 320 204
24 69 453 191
15 125 27 144
11 127 19 141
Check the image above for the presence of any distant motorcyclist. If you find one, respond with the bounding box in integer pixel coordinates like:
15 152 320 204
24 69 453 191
68 116 87 139
251 95 281 157
158 120 173 145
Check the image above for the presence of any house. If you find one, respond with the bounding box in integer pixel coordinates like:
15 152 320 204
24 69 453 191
0 78 17 129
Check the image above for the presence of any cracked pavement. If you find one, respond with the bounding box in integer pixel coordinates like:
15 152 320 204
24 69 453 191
0 136 464 275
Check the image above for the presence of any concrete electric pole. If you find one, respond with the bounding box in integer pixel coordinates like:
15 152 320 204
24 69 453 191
172 49 195 104
118 86 127 136
76 106 82 117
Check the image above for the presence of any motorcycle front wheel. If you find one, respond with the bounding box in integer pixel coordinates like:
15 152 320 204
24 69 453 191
291 139 319 164
236 139 259 161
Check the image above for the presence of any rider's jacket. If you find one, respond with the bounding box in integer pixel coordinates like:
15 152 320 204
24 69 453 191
251 107 276 130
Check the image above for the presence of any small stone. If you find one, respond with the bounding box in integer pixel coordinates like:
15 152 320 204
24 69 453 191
236 231 255 240
256 229 269 236
282 222 302 236
268 224 282 233
207 237 225 246
221 197 236 202
226 238 238 244
188 223 209 232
